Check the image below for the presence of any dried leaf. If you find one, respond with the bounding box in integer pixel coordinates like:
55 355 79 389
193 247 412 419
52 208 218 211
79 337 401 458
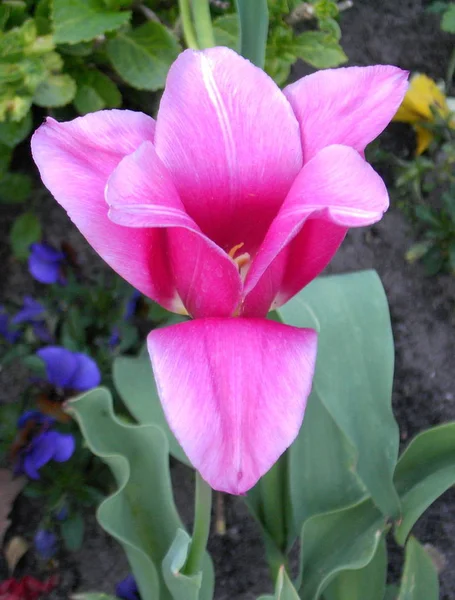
4 535 29 573
0 470 26 544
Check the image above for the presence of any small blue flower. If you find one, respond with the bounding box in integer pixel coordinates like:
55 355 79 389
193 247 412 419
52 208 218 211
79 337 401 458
14 411 75 480
12 297 45 325
54 505 68 521
124 290 141 321
37 346 101 392
34 529 57 560
116 575 140 600
0 306 20 343
28 243 66 285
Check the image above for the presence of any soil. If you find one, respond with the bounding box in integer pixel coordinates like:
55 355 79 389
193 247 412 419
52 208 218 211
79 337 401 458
1 0 455 598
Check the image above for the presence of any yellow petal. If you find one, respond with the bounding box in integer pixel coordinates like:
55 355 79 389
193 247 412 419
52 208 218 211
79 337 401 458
393 74 449 125
415 125 434 155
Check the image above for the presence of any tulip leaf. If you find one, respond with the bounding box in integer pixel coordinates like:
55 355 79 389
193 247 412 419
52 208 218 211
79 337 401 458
162 529 204 600
393 422 455 545
323 534 387 600
66 388 213 600
235 0 268 68
71 595 118 600
106 22 180 91
297 498 386 600
278 270 401 520
52 0 131 44
397 537 439 600
384 586 399 600
274 567 300 599
113 351 190 466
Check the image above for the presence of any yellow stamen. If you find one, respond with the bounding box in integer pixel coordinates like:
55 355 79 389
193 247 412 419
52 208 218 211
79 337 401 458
228 242 245 259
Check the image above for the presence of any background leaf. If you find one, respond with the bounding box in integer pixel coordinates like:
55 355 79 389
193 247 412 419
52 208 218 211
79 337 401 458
293 31 347 69
0 112 32 147
33 74 77 107
213 14 240 50
61 511 85 551
9 211 41 259
0 172 32 204
106 22 180 91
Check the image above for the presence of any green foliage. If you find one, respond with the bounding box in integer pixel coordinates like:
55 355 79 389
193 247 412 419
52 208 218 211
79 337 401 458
60 511 85 551
235 0 269 68
9 211 41 259
397 537 439 599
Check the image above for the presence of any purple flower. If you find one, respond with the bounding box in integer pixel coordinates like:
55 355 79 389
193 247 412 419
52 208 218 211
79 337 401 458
116 575 140 600
11 297 52 343
54 505 68 521
14 411 75 480
37 346 101 391
34 529 57 559
124 290 141 320
0 306 20 343
28 243 65 285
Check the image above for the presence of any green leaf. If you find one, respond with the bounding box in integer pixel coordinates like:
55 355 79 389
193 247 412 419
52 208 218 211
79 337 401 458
397 537 439 600
0 172 32 204
113 351 190 466
61 511 85 551
384 586 399 600
106 22 180 91
278 271 401 520
213 14 240 50
0 113 32 147
73 68 121 114
162 529 204 600
71 595 118 600
235 0 269 68
9 211 41 259
324 535 387 600
52 0 131 44
293 31 347 69
66 388 213 600
393 422 455 545
33 74 77 107
448 241 455 272
441 3 455 32
297 499 386 600
274 567 300 599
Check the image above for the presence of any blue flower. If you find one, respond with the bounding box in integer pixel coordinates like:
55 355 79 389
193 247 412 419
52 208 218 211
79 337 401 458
0 306 20 343
28 243 65 285
116 575 140 600
54 505 68 521
34 529 57 560
14 411 75 480
37 346 101 392
124 290 141 320
11 297 52 343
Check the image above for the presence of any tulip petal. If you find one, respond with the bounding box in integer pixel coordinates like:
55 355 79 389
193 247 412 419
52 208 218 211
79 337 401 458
147 318 317 494
155 47 302 253
107 141 242 318
244 145 389 310
31 110 181 312
284 65 408 162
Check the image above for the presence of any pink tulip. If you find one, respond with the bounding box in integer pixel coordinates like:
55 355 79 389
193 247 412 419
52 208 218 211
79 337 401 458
31 47 408 494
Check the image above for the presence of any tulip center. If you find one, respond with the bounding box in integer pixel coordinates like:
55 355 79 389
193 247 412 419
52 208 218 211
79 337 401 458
228 243 251 280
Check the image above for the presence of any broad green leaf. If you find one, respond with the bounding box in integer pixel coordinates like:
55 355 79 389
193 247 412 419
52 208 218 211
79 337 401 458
297 499 386 600
294 31 347 69
162 529 203 600
384 586 399 600
0 172 32 203
0 144 12 176
73 68 121 114
278 271 401 520
60 512 84 551
397 537 439 600
67 388 213 600
213 14 239 50
9 212 41 259
106 22 180 91
52 0 131 44
0 113 32 147
33 74 77 107
235 0 269 68
274 567 300 599
113 351 189 466
441 3 455 32
393 422 455 545
324 535 387 600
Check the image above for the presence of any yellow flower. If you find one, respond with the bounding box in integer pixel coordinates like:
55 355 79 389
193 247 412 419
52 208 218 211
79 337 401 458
393 73 450 155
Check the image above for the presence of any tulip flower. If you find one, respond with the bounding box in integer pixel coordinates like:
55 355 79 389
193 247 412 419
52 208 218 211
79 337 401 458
393 73 451 155
31 47 407 494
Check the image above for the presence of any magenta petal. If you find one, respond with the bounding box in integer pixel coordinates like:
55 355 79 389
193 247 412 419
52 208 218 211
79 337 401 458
31 110 180 312
147 318 317 494
107 141 242 318
155 47 302 253
284 65 408 162
244 145 388 309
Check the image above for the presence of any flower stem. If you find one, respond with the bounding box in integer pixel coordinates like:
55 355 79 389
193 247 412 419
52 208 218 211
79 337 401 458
183 471 212 575
191 0 216 48
178 0 199 49
446 44 455 94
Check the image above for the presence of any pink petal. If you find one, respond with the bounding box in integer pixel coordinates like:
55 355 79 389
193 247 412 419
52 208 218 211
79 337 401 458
244 145 388 310
31 110 182 312
147 318 317 494
284 65 408 162
107 142 242 318
154 47 302 254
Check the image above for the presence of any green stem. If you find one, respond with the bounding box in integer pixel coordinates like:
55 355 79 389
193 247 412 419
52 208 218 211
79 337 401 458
191 0 216 48
183 471 212 575
446 45 455 95
260 454 287 550
178 0 199 49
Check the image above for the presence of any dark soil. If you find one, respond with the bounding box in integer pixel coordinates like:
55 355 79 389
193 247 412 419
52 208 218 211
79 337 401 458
1 0 455 598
